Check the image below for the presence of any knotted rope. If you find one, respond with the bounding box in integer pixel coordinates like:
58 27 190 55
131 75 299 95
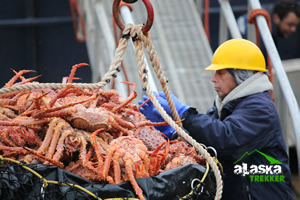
0 24 223 200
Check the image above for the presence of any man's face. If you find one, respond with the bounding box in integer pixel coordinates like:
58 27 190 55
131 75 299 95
211 69 237 99
274 12 300 38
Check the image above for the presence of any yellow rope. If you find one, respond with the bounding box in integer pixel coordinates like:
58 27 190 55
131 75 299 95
0 155 48 186
202 161 210 182
213 157 223 174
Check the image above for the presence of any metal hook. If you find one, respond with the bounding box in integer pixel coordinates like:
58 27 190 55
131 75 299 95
113 0 154 34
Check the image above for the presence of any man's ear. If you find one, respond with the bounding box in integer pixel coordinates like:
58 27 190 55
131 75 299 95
273 13 280 24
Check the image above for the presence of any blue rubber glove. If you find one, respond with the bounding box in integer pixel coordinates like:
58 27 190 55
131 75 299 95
156 91 190 117
138 91 189 139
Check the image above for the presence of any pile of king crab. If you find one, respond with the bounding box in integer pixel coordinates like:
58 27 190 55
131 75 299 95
0 64 206 200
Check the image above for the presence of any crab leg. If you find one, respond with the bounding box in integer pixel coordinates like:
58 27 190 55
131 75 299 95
4 69 36 88
37 117 60 154
45 120 67 159
91 128 105 179
0 117 49 127
149 140 170 176
111 82 137 113
32 91 52 110
32 93 96 118
135 119 184 128
102 145 118 181
62 77 81 84
0 91 21 98
124 152 145 200
113 148 125 184
12 75 42 86
135 148 150 178
0 91 27 106
67 63 88 83
0 145 28 156
23 146 64 168
48 84 85 107
79 133 100 176
12 69 26 81
52 129 73 161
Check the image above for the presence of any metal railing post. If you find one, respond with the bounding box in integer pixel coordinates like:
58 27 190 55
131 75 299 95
246 2 256 42
219 9 229 45
218 0 242 39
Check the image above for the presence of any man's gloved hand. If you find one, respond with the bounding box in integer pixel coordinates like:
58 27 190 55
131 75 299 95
138 91 189 138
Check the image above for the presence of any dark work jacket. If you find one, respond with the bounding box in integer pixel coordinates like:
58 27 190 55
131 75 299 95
181 92 294 200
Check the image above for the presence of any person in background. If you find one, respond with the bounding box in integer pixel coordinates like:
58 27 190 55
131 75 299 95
139 39 294 199
272 0 300 39
238 0 300 46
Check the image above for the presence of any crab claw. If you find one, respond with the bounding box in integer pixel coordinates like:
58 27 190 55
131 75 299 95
67 63 89 83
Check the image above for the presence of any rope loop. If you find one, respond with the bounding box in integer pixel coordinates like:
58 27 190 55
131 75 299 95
248 8 272 46
248 9 271 29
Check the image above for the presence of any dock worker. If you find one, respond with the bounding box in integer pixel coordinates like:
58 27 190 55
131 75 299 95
138 39 294 199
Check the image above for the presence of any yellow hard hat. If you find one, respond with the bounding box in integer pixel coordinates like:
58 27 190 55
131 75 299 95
205 39 267 72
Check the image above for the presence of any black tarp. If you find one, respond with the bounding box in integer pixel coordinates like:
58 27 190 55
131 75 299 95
0 162 216 200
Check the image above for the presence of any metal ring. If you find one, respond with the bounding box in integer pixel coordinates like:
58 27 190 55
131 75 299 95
113 0 154 34
200 143 207 149
171 131 178 139
191 178 201 189
206 146 217 158
40 182 45 199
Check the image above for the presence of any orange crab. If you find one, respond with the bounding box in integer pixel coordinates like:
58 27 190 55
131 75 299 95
100 135 169 200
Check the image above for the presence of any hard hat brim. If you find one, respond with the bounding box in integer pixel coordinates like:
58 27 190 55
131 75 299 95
205 64 268 72
205 64 228 71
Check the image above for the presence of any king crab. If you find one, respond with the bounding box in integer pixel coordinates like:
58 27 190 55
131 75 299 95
100 136 169 200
